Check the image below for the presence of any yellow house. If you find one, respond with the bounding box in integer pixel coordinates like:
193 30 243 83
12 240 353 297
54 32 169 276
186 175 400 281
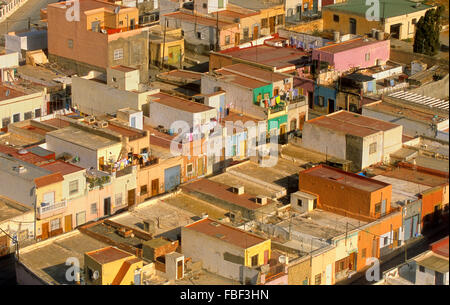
148 25 185 69
310 245 336 285
85 5 139 32
34 173 65 241
84 246 144 285
323 0 435 40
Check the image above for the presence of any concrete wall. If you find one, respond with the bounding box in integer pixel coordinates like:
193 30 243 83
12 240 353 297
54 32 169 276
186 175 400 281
415 265 448 285
360 132 384 169
0 91 46 129
302 122 347 160
0 171 35 207
181 226 247 282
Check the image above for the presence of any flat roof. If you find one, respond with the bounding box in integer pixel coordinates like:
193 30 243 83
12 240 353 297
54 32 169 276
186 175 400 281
0 196 31 223
19 231 109 284
307 110 399 137
221 63 289 83
229 0 283 10
415 252 449 274
46 126 120 150
41 118 71 129
40 160 84 176
0 84 26 101
157 69 203 82
364 101 449 123
0 153 52 182
372 175 430 207
316 38 386 54
185 218 268 249
301 164 390 193
219 45 308 70
369 166 449 187
86 246 133 265
323 0 433 19
150 92 214 113
105 123 144 139
182 179 276 210
110 65 137 73
0 144 49 165
210 69 270 89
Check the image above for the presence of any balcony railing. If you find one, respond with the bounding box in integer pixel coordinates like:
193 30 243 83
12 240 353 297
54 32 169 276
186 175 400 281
37 200 67 219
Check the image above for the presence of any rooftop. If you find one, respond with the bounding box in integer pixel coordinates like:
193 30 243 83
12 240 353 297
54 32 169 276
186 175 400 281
315 38 387 54
307 110 400 137
34 172 64 188
182 179 276 210
0 144 49 165
0 84 26 101
221 63 290 83
209 69 270 89
229 0 283 10
218 45 308 70
0 153 52 183
369 165 449 187
40 160 85 176
372 175 430 207
18 231 109 284
46 126 120 150
86 246 133 265
323 0 434 19
387 91 449 113
157 69 203 83
149 92 214 113
0 195 31 223
301 164 390 193
184 218 268 249
163 11 235 29
415 251 449 274
110 65 137 73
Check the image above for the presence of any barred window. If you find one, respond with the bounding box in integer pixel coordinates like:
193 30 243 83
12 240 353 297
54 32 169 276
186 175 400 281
115 193 123 206
369 142 377 154
114 48 124 60
50 218 60 231
90 203 97 215
69 180 79 195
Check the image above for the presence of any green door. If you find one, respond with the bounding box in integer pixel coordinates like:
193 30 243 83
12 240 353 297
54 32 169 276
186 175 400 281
168 45 181 67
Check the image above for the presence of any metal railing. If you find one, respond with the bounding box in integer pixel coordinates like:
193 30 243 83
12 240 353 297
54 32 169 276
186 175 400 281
37 200 67 218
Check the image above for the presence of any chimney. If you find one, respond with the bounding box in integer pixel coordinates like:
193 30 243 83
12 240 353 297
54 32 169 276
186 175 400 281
231 186 244 195
256 196 268 205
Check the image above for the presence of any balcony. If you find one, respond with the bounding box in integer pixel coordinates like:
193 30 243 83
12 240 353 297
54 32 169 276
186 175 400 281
37 200 67 219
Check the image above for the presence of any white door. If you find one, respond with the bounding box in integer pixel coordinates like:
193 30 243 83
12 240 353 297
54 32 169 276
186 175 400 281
325 264 332 285
76 211 86 227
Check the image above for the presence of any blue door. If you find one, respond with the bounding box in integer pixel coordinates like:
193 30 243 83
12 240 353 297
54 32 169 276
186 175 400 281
164 165 181 192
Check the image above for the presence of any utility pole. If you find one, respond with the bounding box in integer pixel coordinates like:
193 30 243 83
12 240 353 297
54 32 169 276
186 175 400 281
161 18 167 70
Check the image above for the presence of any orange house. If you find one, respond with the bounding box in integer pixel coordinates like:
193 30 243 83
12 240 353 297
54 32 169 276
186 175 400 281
420 185 446 232
298 165 394 222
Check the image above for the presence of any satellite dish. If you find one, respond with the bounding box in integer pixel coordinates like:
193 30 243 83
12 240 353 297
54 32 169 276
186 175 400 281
92 270 99 280
114 6 120 14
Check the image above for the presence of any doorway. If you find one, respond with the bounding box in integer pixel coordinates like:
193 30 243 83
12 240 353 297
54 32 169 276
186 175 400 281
269 16 276 33
151 179 159 197
299 113 306 131
234 33 240 46
390 24 401 39
128 189 136 207
308 91 313 109
253 25 259 40
64 215 72 232
41 222 49 240
349 18 357 35
328 99 335 114
104 197 111 216
177 260 183 280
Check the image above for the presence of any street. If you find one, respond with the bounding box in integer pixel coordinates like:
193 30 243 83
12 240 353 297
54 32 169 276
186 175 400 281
0 0 58 36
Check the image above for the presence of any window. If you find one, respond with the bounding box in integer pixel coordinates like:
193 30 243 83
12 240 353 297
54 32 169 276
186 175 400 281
225 35 230 45
114 48 123 61
187 163 193 174
218 0 224 9
13 113 20 123
119 21 124 26
115 193 123 206
304 3 308 11
318 96 324 107
202 3 207 9
69 180 79 195
50 218 60 231
251 254 259 266
68 39 73 49
361 248 366 258
35 108 41 118
276 15 284 25
315 273 321 285
298 199 303 207
140 185 148 195
375 203 381 214
243 27 249 39
2 117 10 129
412 18 417 25
369 142 377 154
384 236 389 246
419 265 425 273
90 203 97 215
365 52 370 61
333 14 339 22
197 32 205 40
24 111 32 120
261 18 268 28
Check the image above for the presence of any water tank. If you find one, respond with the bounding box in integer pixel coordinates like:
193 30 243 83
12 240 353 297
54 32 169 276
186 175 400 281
333 31 340 42
376 31 384 41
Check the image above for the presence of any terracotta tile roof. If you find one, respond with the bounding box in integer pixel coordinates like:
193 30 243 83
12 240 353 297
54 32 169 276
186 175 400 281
85 246 133 265
185 218 268 249
0 144 48 165
34 172 64 188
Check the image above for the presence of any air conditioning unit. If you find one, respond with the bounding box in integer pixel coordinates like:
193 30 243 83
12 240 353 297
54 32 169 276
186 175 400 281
256 196 268 205
231 186 244 195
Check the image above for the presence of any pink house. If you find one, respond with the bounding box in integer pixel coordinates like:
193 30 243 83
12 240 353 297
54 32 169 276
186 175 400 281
312 38 390 73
